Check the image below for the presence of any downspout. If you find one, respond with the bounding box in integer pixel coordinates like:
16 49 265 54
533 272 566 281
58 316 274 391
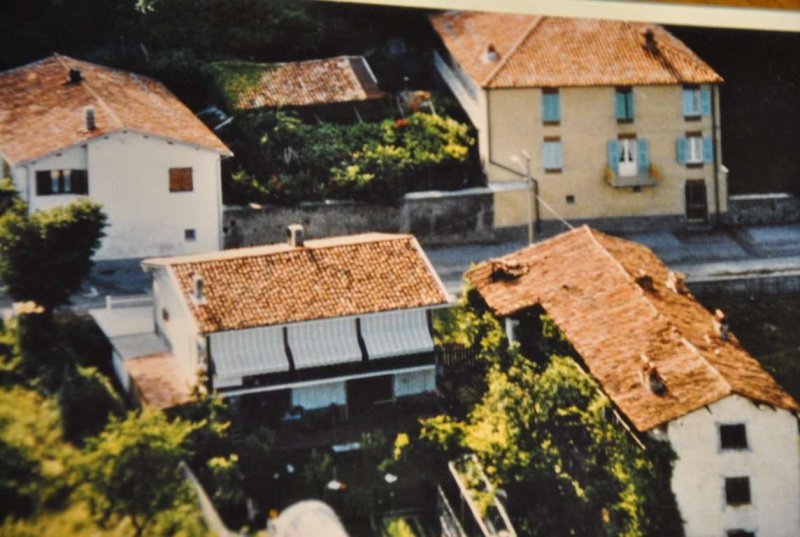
486 92 541 232
711 84 721 226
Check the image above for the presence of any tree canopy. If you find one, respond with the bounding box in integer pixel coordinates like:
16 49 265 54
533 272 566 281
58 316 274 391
0 200 107 313
75 408 198 537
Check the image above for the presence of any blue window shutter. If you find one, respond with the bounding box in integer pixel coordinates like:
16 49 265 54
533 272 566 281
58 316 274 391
542 142 551 169
703 137 714 163
542 92 560 122
677 138 687 164
615 91 626 120
682 89 694 116
701 88 712 116
555 142 563 169
627 90 635 119
637 139 650 176
607 140 619 175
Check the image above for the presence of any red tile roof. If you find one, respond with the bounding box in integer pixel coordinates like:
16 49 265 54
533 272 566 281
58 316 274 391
144 233 450 333
215 56 385 111
466 226 797 431
125 352 193 410
0 54 231 165
430 12 723 89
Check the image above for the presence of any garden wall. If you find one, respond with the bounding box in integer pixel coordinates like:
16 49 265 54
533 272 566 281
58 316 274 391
222 187 495 247
726 193 800 225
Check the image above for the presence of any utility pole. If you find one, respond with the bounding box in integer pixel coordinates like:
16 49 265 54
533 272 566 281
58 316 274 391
513 151 536 245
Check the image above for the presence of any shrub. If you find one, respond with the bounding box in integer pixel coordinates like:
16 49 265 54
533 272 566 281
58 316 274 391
58 365 124 443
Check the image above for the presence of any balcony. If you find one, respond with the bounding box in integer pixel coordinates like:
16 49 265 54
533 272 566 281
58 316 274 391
603 163 661 188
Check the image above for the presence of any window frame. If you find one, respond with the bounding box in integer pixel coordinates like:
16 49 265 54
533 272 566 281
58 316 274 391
541 89 561 125
686 136 705 165
542 137 563 173
615 87 635 122
184 228 197 242
724 477 752 507
35 169 89 196
169 167 194 193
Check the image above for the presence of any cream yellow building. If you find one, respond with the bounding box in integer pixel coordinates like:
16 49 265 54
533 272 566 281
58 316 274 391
431 12 725 233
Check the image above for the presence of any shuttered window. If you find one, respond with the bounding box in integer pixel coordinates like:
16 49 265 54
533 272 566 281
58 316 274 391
608 138 649 177
542 139 563 172
541 90 560 123
35 169 88 195
615 88 634 121
169 167 193 192
682 86 712 118
677 136 712 165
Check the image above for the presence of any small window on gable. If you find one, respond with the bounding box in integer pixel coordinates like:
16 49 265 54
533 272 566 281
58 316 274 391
185 229 196 241
615 88 634 121
169 167 193 192
725 477 751 507
720 424 748 450
542 89 560 124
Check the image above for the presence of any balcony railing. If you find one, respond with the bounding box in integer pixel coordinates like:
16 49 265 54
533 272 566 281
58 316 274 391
603 164 661 188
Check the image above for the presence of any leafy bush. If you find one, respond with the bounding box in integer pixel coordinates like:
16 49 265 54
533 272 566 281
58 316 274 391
0 437 41 518
58 365 124 443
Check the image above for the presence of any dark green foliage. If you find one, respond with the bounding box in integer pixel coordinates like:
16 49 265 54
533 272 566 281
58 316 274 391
237 427 280 507
75 408 198 536
0 437 41 519
58 365 124 443
0 200 107 313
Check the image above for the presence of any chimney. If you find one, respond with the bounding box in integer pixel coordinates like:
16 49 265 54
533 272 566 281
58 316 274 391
642 28 657 52
192 273 206 304
482 43 499 63
714 309 730 341
287 224 305 248
85 107 96 131
69 68 82 84
635 270 654 291
641 354 667 395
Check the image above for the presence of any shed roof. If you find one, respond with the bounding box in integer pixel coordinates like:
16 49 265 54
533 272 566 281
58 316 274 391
430 12 723 89
0 54 231 165
212 56 385 111
144 233 450 333
466 226 797 431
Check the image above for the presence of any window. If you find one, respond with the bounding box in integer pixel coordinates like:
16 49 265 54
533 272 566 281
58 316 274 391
615 88 634 121
542 139 563 172
719 424 748 450
35 169 88 195
725 477 751 506
184 229 196 241
682 86 711 118
161 308 169 322
677 136 712 166
169 167 193 192
685 180 708 223
607 138 649 177
565 195 575 204
542 89 560 124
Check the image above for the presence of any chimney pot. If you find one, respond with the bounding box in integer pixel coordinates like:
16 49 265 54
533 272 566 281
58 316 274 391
85 107 96 131
287 224 305 248
69 68 82 84
192 273 206 304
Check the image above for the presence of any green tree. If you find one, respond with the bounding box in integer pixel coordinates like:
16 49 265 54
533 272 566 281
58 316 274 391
75 408 198 536
58 364 124 443
0 200 107 314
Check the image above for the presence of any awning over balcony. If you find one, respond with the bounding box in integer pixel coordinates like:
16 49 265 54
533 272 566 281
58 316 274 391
360 309 434 360
210 325 290 378
287 318 363 369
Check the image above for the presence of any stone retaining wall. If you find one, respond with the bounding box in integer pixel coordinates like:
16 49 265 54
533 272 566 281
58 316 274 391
726 193 800 225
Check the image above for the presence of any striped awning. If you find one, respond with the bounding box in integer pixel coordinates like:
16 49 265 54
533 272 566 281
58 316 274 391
360 309 434 360
209 325 290 379
287 318 362 369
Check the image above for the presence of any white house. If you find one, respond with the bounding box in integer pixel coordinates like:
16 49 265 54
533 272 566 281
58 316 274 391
0 54 232 260
467 226 800 537
90 228 451 415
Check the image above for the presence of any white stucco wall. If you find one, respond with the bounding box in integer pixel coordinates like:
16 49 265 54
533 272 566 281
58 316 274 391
393 368 436 397
667 395 800 537
11 132 223 260
151 266 199 382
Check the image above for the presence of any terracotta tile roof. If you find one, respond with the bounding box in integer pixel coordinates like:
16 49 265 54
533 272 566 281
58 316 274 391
215 56 385 111
125 352 193 410
144 233 450 333
466 226 797 431
0 54 231 165
430 12 723 89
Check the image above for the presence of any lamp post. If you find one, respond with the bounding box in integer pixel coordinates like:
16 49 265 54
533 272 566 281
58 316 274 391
511 151 538 245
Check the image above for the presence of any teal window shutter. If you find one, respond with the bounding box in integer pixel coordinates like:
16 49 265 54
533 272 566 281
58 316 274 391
701 88 712 116
626 90 635 119
542 141 552 169
543 141 563 170
555 142 563 169
677 138 687 164
637 139 650 176
607 140 619 175
615 91 626 120
703 137 714 163
542 92 560 122
682 89 693 116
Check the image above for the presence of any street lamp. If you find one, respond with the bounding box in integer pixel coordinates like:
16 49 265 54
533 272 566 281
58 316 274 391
511 151 539 245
